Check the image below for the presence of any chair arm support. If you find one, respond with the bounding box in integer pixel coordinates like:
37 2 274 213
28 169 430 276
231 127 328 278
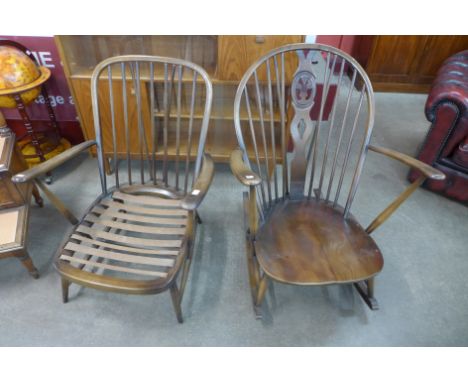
366 175 426 234
181 154 214 211
230 148 262 186
367 144 445 180
12 140 97 183
365 145 446 234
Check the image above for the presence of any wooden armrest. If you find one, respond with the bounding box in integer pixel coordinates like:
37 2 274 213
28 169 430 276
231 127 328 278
12 140 97 183
181 154 214 210
368 144 445 180
230 148 262 186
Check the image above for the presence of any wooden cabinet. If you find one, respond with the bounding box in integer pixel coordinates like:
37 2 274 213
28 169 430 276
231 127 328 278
0 131 30 209
358 36 468 93
55 35 303 161
217 36 301 81
1 112 41 278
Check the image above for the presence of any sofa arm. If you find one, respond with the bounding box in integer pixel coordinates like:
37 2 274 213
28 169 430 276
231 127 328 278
425 50 467 122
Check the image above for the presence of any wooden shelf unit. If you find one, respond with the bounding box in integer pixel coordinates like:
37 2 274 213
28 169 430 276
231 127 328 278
55 35 303 162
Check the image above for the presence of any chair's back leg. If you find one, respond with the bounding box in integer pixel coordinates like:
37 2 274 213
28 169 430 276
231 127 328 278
32 183 44 207
170 283 183 323
353 277 379 310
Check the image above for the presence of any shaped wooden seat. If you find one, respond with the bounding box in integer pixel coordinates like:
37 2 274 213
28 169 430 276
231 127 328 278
230 43 445 318
255 200 383 285
13 55 214 323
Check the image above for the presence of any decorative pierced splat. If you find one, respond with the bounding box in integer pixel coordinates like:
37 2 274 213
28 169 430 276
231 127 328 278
233 43 375 218
289 50 317 198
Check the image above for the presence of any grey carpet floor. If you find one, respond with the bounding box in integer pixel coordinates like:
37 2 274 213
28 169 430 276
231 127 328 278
1 92 467 346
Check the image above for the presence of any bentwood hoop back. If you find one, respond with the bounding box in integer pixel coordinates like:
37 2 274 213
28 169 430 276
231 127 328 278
230 43 445 318
91 55 213 195
234 43 375 216
13 55 215 323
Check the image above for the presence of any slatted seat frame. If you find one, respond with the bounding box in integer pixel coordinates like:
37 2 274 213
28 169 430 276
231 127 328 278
230 43 445 318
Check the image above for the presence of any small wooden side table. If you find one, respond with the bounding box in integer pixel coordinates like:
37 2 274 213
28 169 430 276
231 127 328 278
0 111 43 278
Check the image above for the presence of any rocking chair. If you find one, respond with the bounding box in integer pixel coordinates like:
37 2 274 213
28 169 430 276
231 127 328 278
230 44 445 318
13 55 214 323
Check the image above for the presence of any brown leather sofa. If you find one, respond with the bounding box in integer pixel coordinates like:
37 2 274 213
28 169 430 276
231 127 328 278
408 50 468 203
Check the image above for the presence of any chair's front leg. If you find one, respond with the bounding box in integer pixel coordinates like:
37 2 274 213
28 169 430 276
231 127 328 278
244 190 259 288
248 185 259 235
255 274 269 307
170 283 183 324
244 186 267 318
61 277 71 303
178 211 196 302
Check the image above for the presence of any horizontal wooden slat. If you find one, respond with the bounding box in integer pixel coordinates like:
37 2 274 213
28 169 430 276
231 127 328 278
84 214 186 235
64 242 175 267
70 234 179 256
76 225 182 248
92 206 187 226
60 255 167 278
112 191 181 207
100 198 188 216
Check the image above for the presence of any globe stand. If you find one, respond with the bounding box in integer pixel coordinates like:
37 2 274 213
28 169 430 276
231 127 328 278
13 91 60 184
0 39 66 185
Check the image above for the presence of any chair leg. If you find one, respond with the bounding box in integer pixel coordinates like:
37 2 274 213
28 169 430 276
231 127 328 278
45 171 53 185
354 277 379 310
367 278 375 299
16 250 39 279
245 234 264 319
178 253 193 304
243 191 266 319
32 184 44 207
170 283 183 324
61 278 70 303
254 275 268 319
104 156 113 175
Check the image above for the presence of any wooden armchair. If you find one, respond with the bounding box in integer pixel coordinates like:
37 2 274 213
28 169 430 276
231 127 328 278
230 44 445 318
13 55 214 323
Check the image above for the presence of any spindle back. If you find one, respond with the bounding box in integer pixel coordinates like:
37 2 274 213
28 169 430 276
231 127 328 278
233 43 375 218
91 55 212 197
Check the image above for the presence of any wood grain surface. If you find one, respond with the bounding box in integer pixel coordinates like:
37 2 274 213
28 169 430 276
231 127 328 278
217 36 303 81
255 200 384 285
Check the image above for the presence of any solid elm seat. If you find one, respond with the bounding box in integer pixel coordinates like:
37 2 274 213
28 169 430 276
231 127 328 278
55 189 190 293
254 200 383 285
